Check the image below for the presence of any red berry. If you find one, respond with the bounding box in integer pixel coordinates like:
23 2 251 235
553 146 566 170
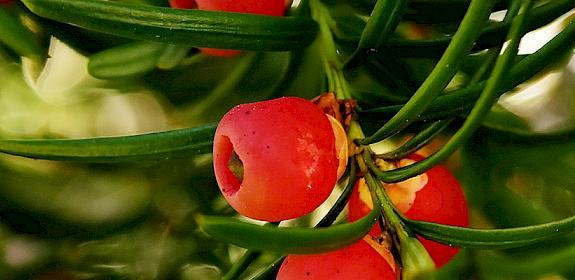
213 97 338 221
277 238 397 280
194 0 286 56
169 0 196 9
199 48 242 57
194 0 285 16
348 154 469 267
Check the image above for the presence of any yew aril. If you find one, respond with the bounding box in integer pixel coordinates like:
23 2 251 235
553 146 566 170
0 0 13 6
213 97 339 222
194 0 285 16
277 238 397 280
348 154 469 267
170 0 286 56
169 0 196 9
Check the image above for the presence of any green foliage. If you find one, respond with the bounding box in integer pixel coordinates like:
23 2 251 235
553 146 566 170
1 0 575 279
21 0 318 51
88 41 167 79
0 124 216 162
0 7 41 57
198 206 378 254
406 215 575 249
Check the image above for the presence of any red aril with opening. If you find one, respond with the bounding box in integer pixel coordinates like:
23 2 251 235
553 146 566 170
213 97 339 221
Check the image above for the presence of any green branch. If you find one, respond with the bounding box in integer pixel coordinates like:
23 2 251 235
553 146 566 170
361 0 496 144
21 0 318 51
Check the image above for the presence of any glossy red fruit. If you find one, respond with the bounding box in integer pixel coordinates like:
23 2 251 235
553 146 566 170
213 97 338 222
194 0 285 56
169 0 196 9
194 0 285 16
277 238 397 280
348 154 469 267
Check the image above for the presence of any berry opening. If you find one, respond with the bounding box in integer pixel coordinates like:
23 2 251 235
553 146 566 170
216 135 242 196
228 150 244 184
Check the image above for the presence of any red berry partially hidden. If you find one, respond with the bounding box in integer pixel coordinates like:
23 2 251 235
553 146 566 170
195 0 285 16
213 97 338 222
169 0 196 9
348 154 469 267
193 0 286 56
277 238 397 280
